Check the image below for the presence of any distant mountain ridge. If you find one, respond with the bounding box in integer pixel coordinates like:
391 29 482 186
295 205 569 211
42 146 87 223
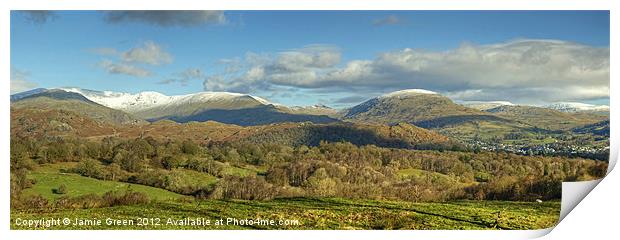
287 104 340 117
58 87 272 114
11 88 339 126
544 102 610 113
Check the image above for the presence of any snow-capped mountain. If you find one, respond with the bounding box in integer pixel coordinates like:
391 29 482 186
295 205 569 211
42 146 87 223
379 89 438 98
544 102 610 113
59 87 272 113
288 104 339 117
461 101 515 111
344 88 484 123
290 104 334 112
11 87 339 126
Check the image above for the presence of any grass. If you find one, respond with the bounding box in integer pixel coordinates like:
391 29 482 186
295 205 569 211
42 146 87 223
167 168 219 190
217 161 267 177
218 162 256 177
11 198 559 230
22 162 183 201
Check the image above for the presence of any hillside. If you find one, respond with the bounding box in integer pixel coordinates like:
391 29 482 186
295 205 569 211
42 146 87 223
23 163 182 201
10 108 118 139
343 89 488 124
572 120 610 137
486 105 606 131
10 104 451 150
342 89 539 142
156 105 339 126
11 89 144 125
236 122 454 149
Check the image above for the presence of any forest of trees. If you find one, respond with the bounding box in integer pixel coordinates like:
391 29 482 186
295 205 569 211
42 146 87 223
10 135 608 209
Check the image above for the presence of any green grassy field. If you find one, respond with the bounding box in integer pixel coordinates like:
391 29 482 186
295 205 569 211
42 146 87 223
166 168 218 190
397 168 457 182
11 198 559 230
219 162 262 177
22 163 183 201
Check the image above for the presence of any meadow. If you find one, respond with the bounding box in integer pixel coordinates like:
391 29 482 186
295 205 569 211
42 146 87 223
21 163 183 201
11 198 559 230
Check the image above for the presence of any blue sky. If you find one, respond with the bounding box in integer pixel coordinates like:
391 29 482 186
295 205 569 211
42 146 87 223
11 11 610 107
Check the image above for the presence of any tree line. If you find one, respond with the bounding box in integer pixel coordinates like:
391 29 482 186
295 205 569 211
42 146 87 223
10 135 607 208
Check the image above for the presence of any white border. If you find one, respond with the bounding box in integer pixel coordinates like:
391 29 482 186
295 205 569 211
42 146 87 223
1 1 616 240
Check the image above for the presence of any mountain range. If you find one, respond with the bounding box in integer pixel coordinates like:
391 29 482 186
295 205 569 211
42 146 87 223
10 87 609 149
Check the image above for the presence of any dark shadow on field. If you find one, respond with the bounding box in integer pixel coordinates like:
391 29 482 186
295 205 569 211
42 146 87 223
149 105 339 126
413 114 553 135
243 123 414 149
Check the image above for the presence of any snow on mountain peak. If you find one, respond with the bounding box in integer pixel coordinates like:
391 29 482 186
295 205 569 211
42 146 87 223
461 101 514 110
545 102 610 112
57 88 272 112
381 89 438 98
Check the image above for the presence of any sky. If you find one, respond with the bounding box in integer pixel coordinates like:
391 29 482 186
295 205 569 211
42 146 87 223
10 10 610 108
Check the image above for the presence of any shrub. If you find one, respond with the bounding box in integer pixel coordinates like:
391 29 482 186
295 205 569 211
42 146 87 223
73 158 103 178
17 194 49 210
304 168 337 197
53 184 68 194
102 190 149 206
54 190 149 209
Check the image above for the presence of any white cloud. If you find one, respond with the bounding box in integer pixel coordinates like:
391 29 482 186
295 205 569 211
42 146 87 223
99 60 151 77
10 68 38 94
121 41 172 65
373 15 402 26
103 11 226 27
203 39 609 104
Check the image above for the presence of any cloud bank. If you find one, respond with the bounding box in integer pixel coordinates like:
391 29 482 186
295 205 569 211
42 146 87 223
19 10 58 24
103 11 226 27
203 39 609 104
